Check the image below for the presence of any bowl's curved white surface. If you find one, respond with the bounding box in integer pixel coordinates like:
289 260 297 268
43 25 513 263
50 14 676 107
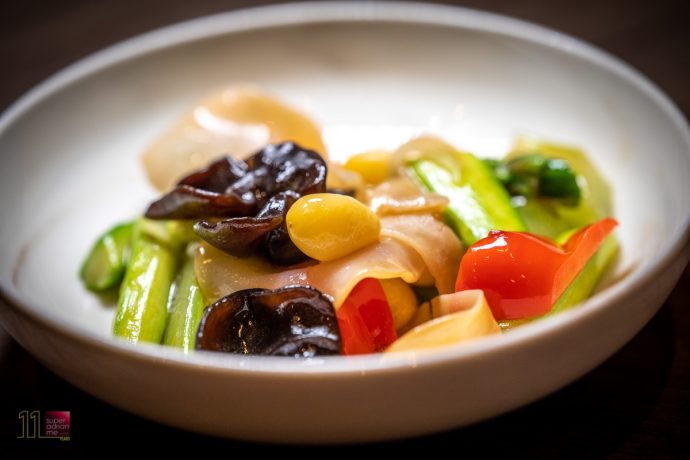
1 2 689 443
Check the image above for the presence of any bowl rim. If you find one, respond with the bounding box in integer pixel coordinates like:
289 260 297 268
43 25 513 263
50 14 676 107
1 1 689 375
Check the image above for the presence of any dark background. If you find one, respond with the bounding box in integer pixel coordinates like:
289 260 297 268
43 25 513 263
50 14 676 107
1 0 688 457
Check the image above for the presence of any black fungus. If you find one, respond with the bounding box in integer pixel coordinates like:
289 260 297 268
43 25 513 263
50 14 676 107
195 286 341 358
258 191 309 265
193 191 306 264
178 156 249 193
193 215 283 257
144 184 255 219
144 142 327 264
243 142 327 203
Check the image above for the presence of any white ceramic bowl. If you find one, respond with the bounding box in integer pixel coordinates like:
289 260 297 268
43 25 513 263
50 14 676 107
1 2 689 444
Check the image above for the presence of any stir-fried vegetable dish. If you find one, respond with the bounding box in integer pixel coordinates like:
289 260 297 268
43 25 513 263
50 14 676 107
80 86 618 357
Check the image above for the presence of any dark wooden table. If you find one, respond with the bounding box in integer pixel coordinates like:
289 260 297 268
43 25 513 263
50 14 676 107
1 1 688 456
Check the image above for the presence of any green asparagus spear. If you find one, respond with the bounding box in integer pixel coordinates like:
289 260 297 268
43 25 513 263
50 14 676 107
113 220 180 344
163 243 206 352
139 218 197 247
409 154 526 245
548 234 618 316
80 222 134 291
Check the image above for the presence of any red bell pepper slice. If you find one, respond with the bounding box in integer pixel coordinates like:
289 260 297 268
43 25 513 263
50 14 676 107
337 278 397 355
455 217 618 320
